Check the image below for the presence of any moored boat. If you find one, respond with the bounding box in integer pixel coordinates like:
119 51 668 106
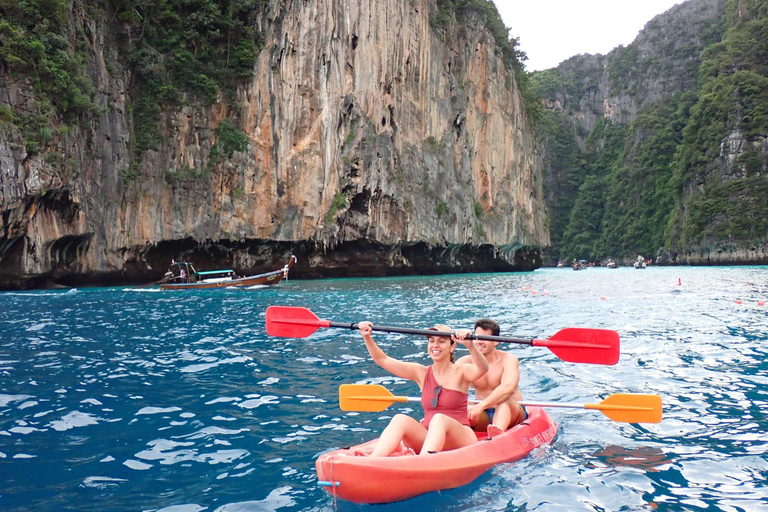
315 406 557 504
159 255 296 290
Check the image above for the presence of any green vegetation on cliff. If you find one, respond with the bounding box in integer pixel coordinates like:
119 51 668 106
0 0 262 169
0 0 101 153
107 0 263 166
430 0 541 120
669 0 768 250
535 0 768 263
537 108 584 253
431 0 526 71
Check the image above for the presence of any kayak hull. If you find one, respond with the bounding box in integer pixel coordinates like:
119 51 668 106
316 406 557 504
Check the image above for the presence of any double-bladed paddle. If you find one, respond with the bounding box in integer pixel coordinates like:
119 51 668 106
265 306 620 365
339 384 662 424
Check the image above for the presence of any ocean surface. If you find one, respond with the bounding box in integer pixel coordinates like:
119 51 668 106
1 266 767 511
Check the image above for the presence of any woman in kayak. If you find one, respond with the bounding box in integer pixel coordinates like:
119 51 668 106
358 321 489 456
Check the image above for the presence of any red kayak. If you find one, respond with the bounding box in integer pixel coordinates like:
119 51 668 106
316 406 557 504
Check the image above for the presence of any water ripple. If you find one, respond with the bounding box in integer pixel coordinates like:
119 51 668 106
1 268 767 510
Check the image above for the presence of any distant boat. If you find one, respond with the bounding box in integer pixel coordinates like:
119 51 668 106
607 261 618 269
634 255 646 269
159 255 297 290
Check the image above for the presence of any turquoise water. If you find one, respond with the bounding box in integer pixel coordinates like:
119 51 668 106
1 267 767 511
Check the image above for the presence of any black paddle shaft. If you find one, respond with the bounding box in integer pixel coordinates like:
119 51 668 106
327 321 534 346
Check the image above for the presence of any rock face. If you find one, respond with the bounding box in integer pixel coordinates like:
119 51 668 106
545 0 727 137
534 0 768 266
0 0 547 290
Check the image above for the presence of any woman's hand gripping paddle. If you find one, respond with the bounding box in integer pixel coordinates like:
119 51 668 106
339 384 663 423
266 306 620 365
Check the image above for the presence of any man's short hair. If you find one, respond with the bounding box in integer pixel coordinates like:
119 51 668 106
474 318 500 336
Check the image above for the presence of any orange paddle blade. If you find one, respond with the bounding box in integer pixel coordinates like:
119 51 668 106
586 393 663 423
339 384 412 412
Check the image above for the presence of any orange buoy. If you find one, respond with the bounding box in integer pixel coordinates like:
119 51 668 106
735 300 742 304
758 301 765 306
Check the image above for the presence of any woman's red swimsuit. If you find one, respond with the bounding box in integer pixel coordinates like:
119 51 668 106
420 366 470 428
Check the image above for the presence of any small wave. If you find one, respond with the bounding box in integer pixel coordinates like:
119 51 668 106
0 394 33 407
136 406 183 415
213 486 296 512
238 395 279 409
26 322 53 332
2 289 77 297
81 476 128 489
179 426 250 440
48 411 101 431
205 397 241 405
155 505 206 512
9 425 39 435
180 356 250 374
123 459 153 470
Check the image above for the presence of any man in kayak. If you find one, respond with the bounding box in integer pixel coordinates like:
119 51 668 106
455 319 526 438
358 321 489 456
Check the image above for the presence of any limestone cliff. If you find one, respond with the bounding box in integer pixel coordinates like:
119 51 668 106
0 0 547 289
532 0 768 266
540 0 727 138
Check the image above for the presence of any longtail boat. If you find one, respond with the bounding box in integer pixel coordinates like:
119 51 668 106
159 255 296 290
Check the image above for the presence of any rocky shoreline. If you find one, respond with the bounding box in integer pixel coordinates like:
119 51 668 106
0 240 543 291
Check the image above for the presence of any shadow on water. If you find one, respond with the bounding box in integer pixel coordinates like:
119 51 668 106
587 445 671 472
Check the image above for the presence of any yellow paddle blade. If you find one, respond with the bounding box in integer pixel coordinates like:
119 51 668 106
339 384 407 412
586 393 663 423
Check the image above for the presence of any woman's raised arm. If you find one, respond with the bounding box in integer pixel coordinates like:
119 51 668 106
359 321 425 383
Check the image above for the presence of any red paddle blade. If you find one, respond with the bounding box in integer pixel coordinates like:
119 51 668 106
535 328 620 365
265 306 328 337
